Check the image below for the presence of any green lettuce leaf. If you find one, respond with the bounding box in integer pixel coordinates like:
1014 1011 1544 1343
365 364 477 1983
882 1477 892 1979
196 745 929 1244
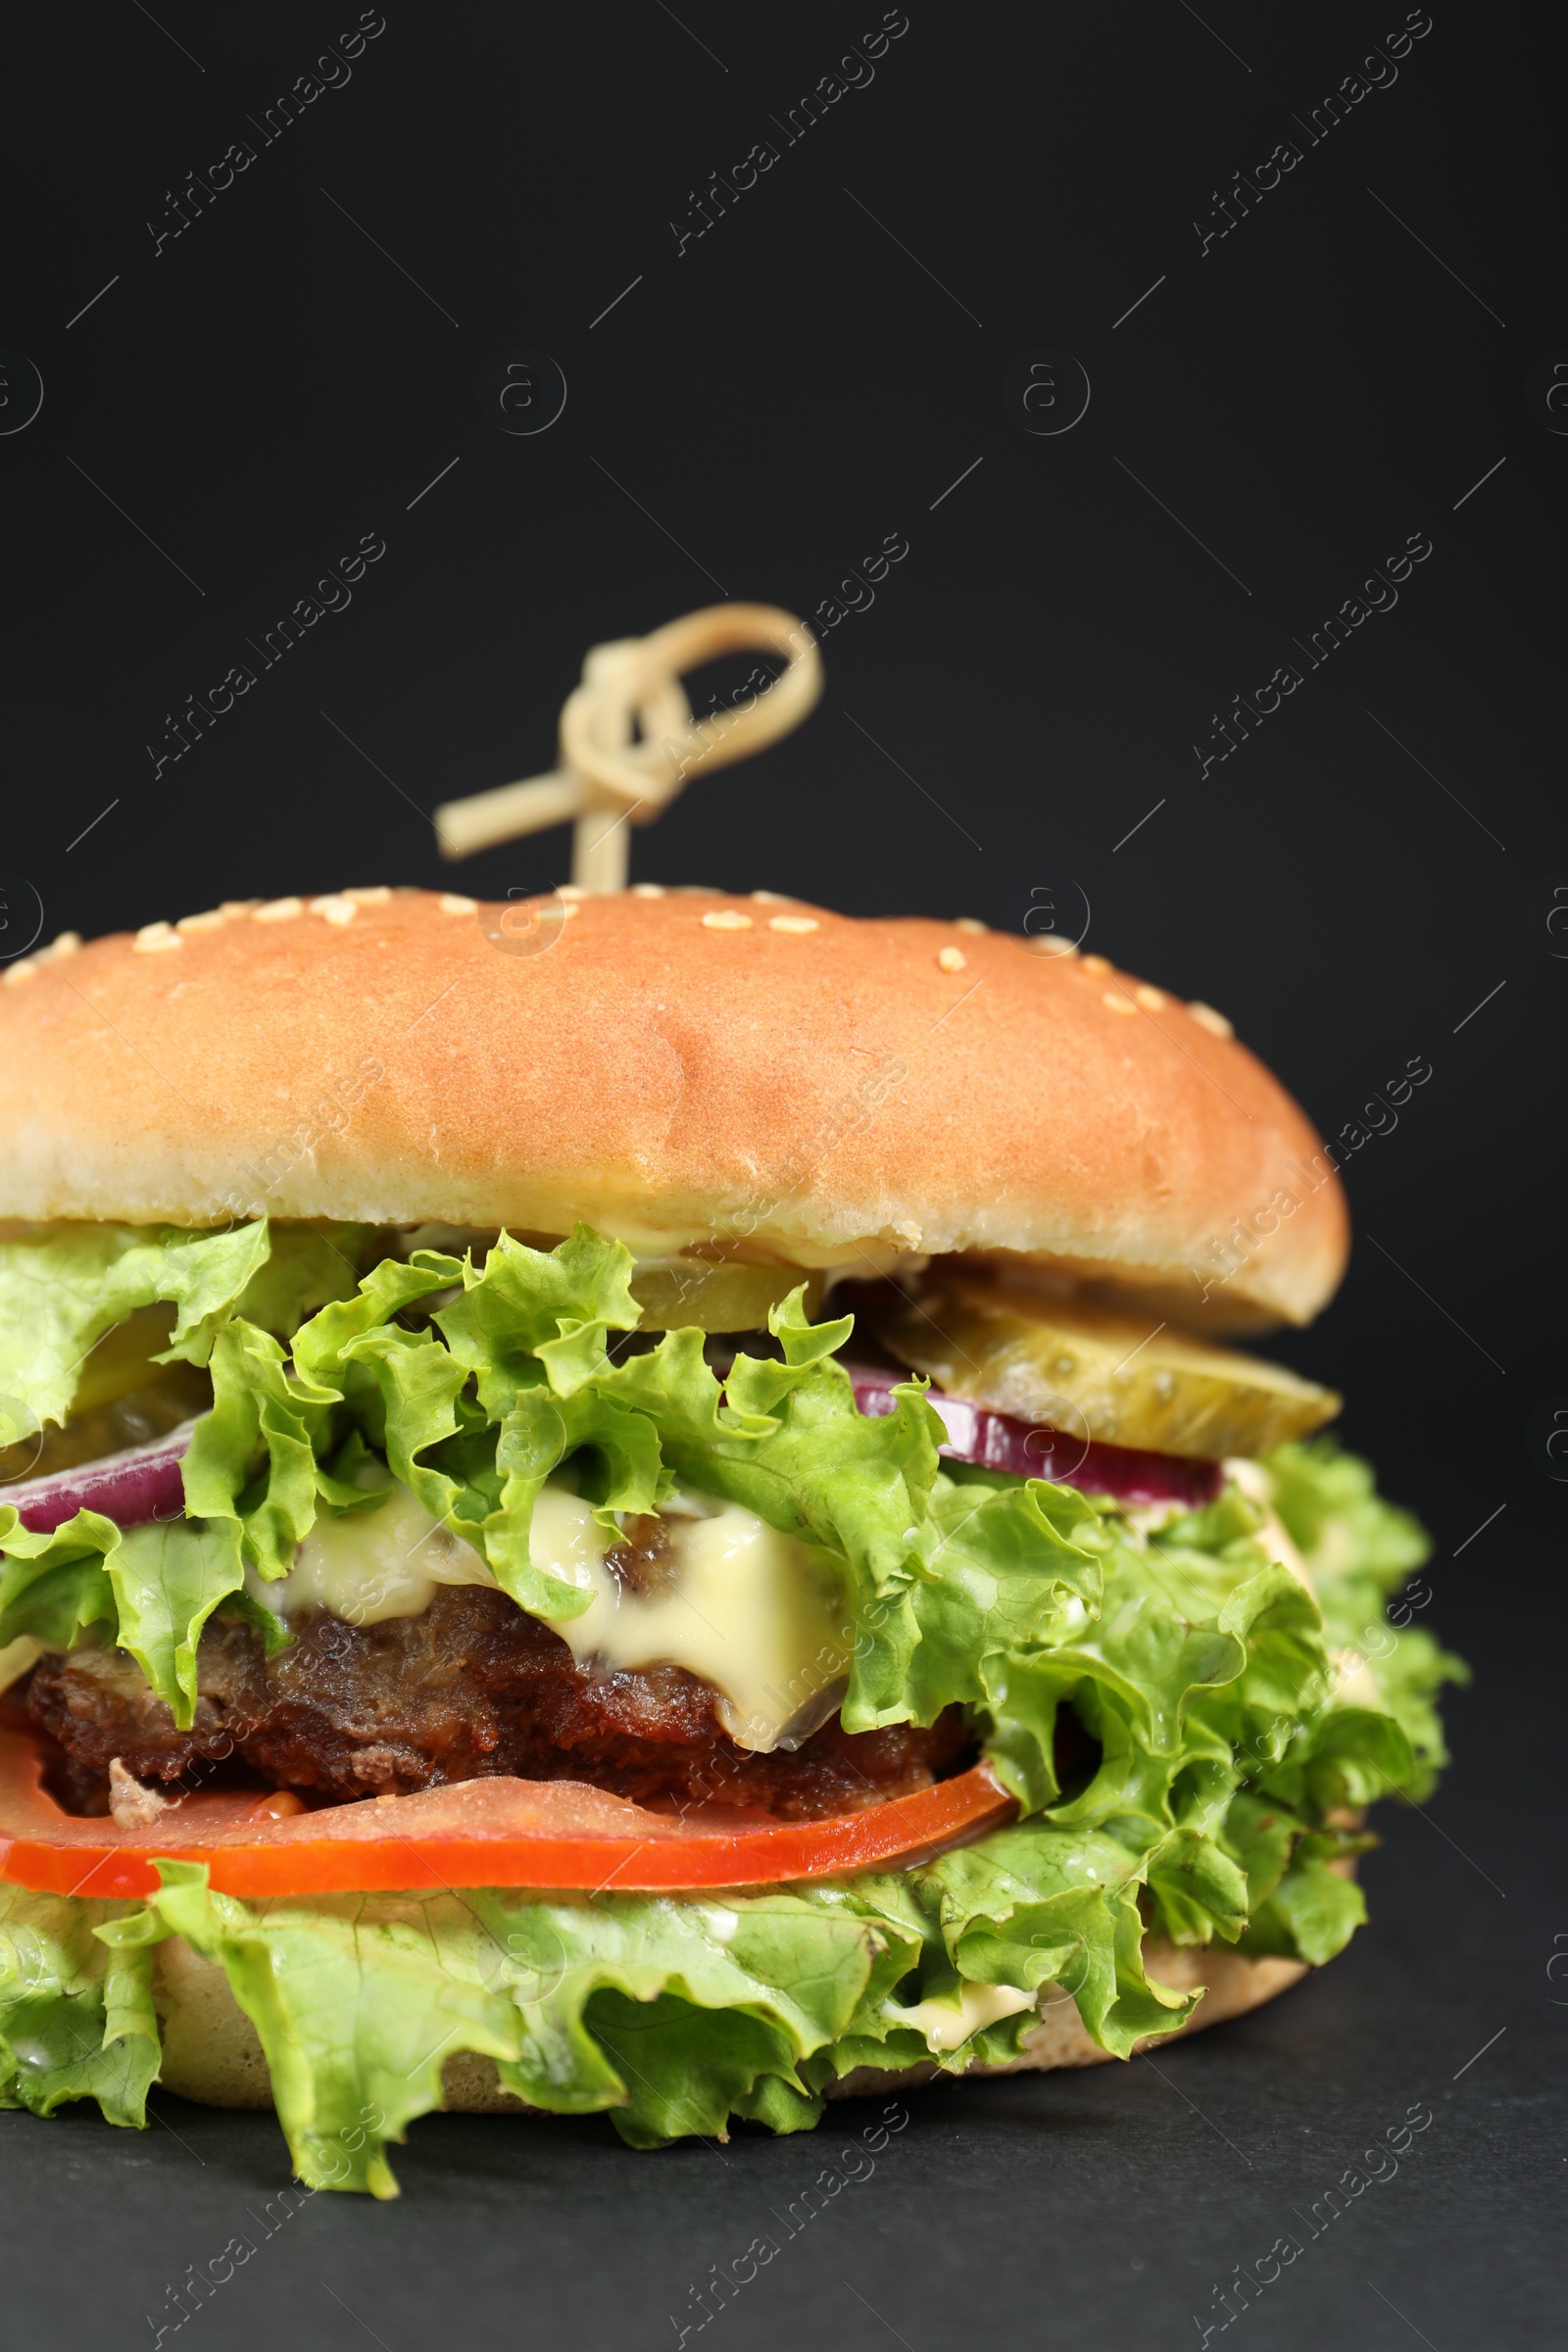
1237 1836 1369 1964
0 1508 244 1727
0 1226 1463 2186
0 1221 277 1435
1266 1439 1468 1803
434 1227 641 1414
894 1472 1104 1735
595 1298 944 1600
0 1217 392 1446
0 1506 120 1649
231 1223 384 1339
287 1255 461 1387
181 1320 339 1579
917 1822 1200 2054
139 1864 923 2191
105 1519 246 1726
0 1885 159 2128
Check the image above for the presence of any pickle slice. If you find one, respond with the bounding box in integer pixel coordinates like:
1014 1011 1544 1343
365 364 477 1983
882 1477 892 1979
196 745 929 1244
1 1362 212 1485
70 1302 179 1415
629 1259 824 1333
869 1278 1340 1459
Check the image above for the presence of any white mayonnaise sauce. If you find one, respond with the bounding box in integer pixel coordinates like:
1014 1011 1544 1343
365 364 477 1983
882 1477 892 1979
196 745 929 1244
883 1982 1038 2052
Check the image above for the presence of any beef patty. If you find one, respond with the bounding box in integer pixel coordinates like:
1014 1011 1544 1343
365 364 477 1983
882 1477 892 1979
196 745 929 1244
25 1585 972 1819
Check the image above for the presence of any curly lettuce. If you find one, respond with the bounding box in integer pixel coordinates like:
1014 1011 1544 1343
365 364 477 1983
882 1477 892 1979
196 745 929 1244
0 1219 388 1437
0 1223 1463 2186
1268 1437 1466 1800
0 1884 159 2128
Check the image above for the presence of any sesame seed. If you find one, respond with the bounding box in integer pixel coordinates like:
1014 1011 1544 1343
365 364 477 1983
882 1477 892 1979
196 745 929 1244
344 886 391 906
560 902 581 919
49 932 82 958
631 882 666 898
769 914 819 934
310 894 359 926
253 897 303 924
133 921 182 954
1135 983 1166 1011
219 900 259 918
937 946 967 972
1102 989 1137 1015
437 892 477 916
954 917 988 934
702 909 753 930
1026 935 1078 957
2 958 38 986
751 889 792 904
1188 1002 1234 1039
559 885 590 900
1081 953 1111 976
176 910 226 934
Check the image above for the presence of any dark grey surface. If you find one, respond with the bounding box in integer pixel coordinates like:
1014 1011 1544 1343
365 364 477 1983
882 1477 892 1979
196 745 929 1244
2 0 1563 2342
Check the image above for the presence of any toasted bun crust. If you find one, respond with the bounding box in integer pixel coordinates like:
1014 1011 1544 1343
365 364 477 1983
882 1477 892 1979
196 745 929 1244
0 889 1347 1325
149 1931 1308 2115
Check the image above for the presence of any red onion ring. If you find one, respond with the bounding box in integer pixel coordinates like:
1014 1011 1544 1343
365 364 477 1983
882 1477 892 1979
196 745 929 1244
1 1421 197 1536
842 1364 1221 1507
0 1363 1220 1544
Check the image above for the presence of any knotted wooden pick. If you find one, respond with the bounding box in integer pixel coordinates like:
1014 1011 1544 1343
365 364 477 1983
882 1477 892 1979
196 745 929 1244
433 603 823 891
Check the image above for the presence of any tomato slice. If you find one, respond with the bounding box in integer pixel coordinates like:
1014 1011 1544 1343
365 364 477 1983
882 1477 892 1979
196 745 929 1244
0 1726 1015 1900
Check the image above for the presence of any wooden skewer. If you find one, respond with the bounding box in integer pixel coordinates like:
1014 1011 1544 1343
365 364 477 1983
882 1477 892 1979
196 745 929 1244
432 603 823 889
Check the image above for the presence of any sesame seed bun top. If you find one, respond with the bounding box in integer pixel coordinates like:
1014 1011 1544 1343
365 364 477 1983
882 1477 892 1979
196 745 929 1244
0 886 1348 1329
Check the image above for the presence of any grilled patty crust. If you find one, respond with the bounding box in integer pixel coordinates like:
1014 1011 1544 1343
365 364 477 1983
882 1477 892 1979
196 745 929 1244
24 1585 973 1818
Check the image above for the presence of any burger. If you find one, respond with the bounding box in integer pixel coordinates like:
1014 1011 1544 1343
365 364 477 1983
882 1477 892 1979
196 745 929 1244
0 885 1461 2195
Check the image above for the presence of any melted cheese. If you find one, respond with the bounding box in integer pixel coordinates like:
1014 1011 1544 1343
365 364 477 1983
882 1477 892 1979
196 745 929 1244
249 1481 496 1626
249 1475 849 1753
530 1485 849 1752
884 1982 1037 2052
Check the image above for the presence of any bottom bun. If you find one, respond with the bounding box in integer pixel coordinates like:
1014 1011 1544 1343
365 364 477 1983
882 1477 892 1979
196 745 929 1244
150 1933 1308 2118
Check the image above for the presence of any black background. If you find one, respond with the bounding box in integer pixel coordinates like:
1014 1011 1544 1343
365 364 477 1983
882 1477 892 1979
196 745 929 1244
1 3 1563 2344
